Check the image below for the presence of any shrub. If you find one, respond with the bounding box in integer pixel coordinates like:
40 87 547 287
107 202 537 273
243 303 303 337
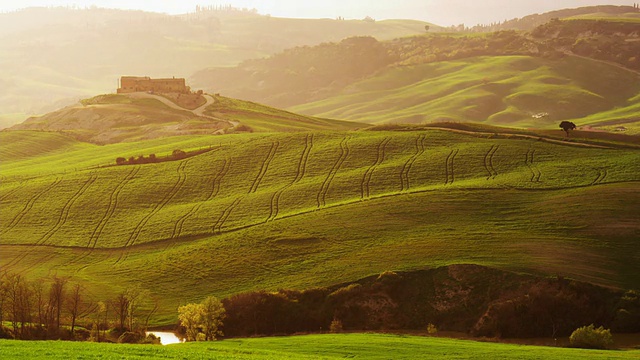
117 331 143 344
569 324 613 349
427 323 438 335
329 318 343 333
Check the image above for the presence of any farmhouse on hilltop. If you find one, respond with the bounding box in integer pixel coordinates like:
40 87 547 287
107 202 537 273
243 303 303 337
117 76 191 94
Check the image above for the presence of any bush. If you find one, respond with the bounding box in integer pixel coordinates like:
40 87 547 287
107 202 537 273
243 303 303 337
427 323 438 335
117 331 143 344
329 318 343 333
569 324 613 349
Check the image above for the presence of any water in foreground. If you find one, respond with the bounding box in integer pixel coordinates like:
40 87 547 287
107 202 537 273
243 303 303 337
1 333 639 359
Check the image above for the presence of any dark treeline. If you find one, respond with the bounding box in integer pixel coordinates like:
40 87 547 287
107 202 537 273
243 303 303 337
115 148 215 166
221 265 640 339
3 266 639 342
0 270 158 343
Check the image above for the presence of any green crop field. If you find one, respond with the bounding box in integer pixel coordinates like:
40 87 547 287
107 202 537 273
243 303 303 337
1 126 639 324
290 55 640 133
2 333 640 359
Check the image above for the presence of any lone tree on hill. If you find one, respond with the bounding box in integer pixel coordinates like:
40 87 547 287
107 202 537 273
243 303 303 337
559 121 577 137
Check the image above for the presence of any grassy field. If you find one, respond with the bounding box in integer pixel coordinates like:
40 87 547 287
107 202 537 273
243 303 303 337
2 333 639 359
290 55 640 133
1 127 638 324
205 96 365 133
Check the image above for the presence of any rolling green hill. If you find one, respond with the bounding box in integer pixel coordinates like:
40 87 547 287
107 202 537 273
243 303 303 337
1 128 638 324
290 55 640 132
2 333 640 360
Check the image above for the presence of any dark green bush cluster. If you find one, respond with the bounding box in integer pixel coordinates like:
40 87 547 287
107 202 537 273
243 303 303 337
569 324 613 349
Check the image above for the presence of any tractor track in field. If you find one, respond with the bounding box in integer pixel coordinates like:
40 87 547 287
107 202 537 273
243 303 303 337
525 149 542 182
249 141 279 194
0 182 28 203
444 149 459 185
361 137 391 199
1 177 62 237
39 173 98 246
591 169 608 186
400 134 426 192
317 136 350 208
115 159 192 264
171 158 231 239
213 197 243 234
267 135 314 222
66 167 139 268
484 145 500 180
86 166 139 250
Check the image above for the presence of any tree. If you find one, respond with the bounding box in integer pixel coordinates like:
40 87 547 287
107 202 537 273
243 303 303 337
111 292 130 331
201 296 225 341
178 296 226 342
178 303 202 342
424 25 430 33
559 121 577 137
48 276 67 334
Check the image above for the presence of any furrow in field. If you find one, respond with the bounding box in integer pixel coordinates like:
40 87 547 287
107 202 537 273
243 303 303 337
361 137 391 199
267 135 315 222
213 197 243 234
0 182 27 203
172 158 231 239
86 166 139 249
488 145 499 179
116 159 192 264
400 134 426 192
39 174 98 246
2 177 62 236
317 136 350 208
249 141 279 194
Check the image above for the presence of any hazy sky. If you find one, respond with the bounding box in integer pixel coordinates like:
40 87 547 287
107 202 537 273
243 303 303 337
0 1 635 25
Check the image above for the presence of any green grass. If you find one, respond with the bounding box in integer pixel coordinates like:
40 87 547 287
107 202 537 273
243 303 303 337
1 128 639 324
289 55 640 130
1 334 639 359
205 96 365 132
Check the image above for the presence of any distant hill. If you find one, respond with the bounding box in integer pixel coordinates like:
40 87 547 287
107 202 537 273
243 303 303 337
7 92 364 143
195 16 640 133
0 7 434 128
467 5 639 32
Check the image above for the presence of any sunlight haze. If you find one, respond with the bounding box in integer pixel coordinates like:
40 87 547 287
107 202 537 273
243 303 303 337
0 0 635 25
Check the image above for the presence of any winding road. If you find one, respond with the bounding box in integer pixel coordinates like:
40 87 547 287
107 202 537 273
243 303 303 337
128 92 239 128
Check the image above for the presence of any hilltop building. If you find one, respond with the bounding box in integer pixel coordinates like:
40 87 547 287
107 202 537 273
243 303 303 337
117 76 191 94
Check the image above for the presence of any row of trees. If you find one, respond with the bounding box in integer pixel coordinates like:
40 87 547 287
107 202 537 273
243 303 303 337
0 271 157 342
115 149 188 165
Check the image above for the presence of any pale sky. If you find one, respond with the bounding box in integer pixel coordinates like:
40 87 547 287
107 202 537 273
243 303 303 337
0 1 635 25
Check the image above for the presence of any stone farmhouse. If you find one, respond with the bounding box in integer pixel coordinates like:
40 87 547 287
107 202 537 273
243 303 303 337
117 76 191 94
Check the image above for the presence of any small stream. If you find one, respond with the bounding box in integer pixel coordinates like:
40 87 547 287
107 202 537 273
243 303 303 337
146 331 184 345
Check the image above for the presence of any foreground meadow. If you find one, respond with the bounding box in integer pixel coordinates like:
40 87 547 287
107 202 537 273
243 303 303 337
1 334 639 359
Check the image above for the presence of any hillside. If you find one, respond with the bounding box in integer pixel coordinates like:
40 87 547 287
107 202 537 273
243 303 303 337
1 128 638 324
7 93 361 143
196 20 640 132
467 5 639 32
0 7 433 128
290 55 640 131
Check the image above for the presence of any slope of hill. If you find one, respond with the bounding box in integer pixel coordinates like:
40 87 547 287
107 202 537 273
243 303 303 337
0 7 433 128
1 128 638 324
5 93 365 143
290 55 640 130
196 21 640 132
8 94 230 144
467 5 639 32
